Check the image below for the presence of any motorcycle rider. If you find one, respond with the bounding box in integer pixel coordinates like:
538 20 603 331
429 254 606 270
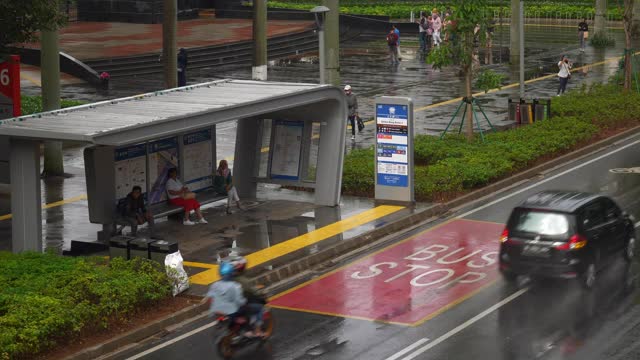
229 255 266 337
207 261 263 337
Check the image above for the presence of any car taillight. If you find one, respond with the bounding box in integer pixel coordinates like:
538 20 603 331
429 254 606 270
500 229 509 243
555 234 587 251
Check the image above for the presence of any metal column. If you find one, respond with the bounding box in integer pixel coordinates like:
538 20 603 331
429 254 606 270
234 118 260 199
10 139 42 252
315 100 345 206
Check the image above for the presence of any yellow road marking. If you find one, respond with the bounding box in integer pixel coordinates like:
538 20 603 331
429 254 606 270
269 304 412 327
189 205 405 285
269 218 504 326
183 261 218 269
20 72 42 87
0 194 87 221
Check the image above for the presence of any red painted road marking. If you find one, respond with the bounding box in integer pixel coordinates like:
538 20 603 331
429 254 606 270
270 219 504 325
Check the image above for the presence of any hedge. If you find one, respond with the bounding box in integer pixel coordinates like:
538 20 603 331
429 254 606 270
20 95 85 116
0 253 172 359
268 1 624 20
341 83 640 201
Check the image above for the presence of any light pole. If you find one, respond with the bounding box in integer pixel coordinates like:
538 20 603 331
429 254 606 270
310 6 330 84
519 0 525 98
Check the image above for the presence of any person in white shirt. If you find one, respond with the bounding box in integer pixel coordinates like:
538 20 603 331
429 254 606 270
557 55 573 96
432 10 442 46
166 168 208 225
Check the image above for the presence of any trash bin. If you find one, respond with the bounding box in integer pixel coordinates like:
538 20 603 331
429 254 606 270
533 98 551 121
109 235 134 260
129 238 155 259
149 240 179 264
519 99 534 125
508 98 519 122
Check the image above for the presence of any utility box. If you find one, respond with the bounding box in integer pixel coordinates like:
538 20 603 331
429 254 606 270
109 235 135 259
533 98 551 121
129 238 154 259
149 240 179 264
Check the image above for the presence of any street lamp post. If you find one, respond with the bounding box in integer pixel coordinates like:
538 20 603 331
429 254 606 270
310 6 330 84
519 0 525 98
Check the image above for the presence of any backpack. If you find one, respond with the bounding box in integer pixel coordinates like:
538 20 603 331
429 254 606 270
387 33 398 46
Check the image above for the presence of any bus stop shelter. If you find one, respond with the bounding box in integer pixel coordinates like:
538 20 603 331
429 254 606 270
0 80 347 253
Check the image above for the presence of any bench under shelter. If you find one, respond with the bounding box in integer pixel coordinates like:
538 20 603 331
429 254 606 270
0 80 347 252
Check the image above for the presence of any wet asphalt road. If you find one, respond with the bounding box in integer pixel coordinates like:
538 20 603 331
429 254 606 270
114 128 640 360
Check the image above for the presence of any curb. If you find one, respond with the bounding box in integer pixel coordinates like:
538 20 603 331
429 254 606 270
65 299 209 360
250 124 640 288
66 124 640 359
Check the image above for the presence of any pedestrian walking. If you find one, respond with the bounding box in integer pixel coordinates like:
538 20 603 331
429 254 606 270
344 85 359 140
426 15 434 52
578 18 589 52
392 25 401 60
432 10 443 47
177 48 188 87
386 28 400 65
557 55 573 96
417 11 428 53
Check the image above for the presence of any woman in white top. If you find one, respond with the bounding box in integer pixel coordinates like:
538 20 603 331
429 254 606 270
557 55 573 96
166 168 207 225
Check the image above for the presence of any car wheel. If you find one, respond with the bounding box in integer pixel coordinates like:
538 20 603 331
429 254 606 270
625 237 635 261
501 269 518 284
581 262 596 290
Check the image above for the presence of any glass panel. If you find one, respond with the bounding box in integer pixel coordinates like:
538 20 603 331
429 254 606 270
513 211 570 236
305 122 321 182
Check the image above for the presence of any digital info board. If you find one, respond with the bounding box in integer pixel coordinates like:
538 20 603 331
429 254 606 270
375 97 414 203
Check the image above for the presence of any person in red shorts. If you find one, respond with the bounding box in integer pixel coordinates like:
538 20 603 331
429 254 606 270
166 168 208 225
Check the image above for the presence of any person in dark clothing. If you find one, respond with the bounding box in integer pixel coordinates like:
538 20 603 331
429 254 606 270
177 48 188 86
344 85 359 140
578 19 589 52
417 11 429 53
119 186 155 237
387 28 400 65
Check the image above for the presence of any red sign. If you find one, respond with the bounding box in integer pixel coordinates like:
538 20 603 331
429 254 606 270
0 55 21 119
270 219 503 326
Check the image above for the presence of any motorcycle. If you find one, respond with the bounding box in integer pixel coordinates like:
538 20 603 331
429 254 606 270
214 305 274 359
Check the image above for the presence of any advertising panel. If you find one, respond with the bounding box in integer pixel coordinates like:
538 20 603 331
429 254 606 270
0 55 21 120
183 129 213 192
376 103 409 187
148 137 179 204
114 144 147 200
270 120 304 180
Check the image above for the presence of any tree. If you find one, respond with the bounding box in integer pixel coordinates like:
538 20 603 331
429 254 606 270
621 0 636 91
0 1 66 55
427 0 502 140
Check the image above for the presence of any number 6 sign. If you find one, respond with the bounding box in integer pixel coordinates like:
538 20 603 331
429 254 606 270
0 55 21 119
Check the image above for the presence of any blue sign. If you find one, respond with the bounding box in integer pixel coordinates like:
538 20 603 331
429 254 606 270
376 104 409 188
114 143 146 161
148 137 178 153
183 129 211 145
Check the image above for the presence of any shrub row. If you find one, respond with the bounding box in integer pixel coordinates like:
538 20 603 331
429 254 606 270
268 1 624 20
0 253 172 359
341 83 640 201
20 95 85 116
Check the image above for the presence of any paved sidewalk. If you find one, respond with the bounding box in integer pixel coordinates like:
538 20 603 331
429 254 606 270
20 17 313 60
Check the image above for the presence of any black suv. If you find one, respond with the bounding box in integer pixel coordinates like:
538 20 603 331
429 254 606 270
499 191 636 289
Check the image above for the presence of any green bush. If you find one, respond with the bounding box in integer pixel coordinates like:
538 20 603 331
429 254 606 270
342 84 638 201
20 95 85 116
0 252 172 359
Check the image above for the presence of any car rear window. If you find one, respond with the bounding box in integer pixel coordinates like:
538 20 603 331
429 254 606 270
511 210 570 236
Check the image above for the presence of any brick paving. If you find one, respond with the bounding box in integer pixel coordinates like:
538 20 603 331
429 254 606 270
22 17 314 60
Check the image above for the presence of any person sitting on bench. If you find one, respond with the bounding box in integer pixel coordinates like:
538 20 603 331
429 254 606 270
118 185 156 237
166 168 208 226
213 160 243 214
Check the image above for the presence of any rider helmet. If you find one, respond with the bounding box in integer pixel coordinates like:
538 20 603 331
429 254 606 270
229 255 248 274
219 261 235 280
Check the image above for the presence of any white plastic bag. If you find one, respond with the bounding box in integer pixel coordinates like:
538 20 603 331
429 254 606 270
165 250 190 296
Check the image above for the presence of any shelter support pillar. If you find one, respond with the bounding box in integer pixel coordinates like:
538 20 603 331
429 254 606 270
234 118 260 199
10 139 42 253
315 101 344 206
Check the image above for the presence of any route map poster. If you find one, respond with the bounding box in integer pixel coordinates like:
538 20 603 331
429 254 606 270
183 129 213 192
376 104 409 187
148 137 179 204
270 120 303 180
114 144 147 200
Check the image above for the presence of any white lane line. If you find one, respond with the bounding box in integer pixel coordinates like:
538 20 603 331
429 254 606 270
126 321 216 360
635 221 640 228
457 139 640 219
385 338 430 360
399 288 528 360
